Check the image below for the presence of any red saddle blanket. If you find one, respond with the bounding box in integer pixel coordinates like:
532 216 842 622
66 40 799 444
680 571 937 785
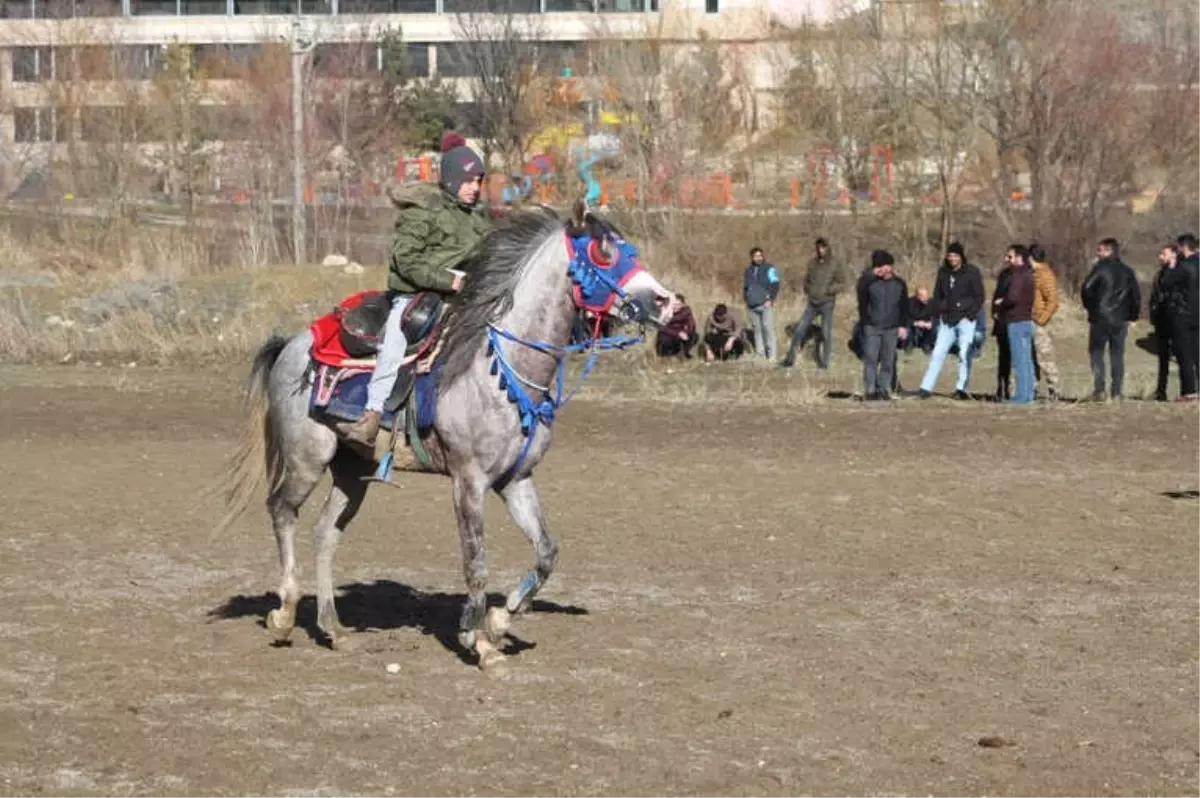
310 290 380 369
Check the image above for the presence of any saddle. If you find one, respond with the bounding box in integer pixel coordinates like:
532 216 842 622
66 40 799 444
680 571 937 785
337 289 444 363
309 289 447 428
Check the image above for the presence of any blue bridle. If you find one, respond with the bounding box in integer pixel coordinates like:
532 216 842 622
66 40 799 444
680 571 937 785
487 226 650 487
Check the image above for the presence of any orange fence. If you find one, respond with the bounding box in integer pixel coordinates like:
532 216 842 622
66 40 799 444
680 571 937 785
224 148 899 211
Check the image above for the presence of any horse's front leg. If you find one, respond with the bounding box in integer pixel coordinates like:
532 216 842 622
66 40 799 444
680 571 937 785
475 476 559 654
498 475 558 615
452 468 502 669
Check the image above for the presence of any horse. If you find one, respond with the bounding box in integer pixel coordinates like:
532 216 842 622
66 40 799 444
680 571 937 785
217 200 677 669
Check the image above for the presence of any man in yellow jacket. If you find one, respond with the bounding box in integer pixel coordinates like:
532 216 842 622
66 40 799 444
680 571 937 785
1030 243 1061 399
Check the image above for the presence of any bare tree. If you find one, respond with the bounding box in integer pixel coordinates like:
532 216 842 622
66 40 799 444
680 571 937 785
967 0 1154 279
451 1 547 173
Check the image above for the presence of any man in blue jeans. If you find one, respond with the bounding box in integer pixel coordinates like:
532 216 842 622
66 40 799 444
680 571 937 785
994 245 1037 404
918 241 985 399
743 246 781 360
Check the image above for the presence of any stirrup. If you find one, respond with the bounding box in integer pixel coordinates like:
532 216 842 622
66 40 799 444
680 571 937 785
361 422 403 489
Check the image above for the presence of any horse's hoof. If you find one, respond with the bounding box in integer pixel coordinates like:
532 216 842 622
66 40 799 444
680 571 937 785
327 629 359 652
266 609 294 640
476 637 507 671
330 635 357 652
483 607 511 644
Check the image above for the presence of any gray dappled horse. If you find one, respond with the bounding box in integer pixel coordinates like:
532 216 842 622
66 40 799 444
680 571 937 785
218 201 676 669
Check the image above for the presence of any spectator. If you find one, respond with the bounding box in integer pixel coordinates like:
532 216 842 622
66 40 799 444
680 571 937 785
1176 233 1200 401
1147 242 1185 400
1081 237 1141 401
992 254 1015 400
918 241 986 400
701 303 745 362
857 250 909 400
905 286 936 354
995 245 1037 405
655 294 698 359
780 237 846 369
992 255 1039 400
742 246 780 360
1030 243 1062 400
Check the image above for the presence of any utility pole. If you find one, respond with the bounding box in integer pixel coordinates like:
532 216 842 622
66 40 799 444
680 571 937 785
290 16 315 266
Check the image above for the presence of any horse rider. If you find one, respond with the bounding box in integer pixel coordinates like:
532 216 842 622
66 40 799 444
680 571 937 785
337 138 494 448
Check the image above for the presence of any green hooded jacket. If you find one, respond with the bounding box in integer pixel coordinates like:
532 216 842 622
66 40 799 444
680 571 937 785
387 182 495 295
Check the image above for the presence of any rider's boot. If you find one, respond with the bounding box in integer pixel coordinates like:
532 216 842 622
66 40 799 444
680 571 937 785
337 410 381 447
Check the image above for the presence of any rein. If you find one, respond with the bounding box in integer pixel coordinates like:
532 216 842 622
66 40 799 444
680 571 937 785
488 312 644 490
485 223 659 488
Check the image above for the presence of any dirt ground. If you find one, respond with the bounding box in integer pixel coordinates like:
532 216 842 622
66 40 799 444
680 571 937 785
0 364 1197 797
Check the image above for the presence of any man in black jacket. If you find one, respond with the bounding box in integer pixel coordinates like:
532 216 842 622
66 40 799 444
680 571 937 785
918 241 986 399
857 250 909 400
1081 237 1141 401
1176 233 1200 402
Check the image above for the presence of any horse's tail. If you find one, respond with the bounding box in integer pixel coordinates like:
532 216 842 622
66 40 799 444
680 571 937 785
214 334 290 535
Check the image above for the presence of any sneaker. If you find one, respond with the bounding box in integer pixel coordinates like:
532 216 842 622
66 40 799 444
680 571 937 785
954 390 970 401
918 389 932 400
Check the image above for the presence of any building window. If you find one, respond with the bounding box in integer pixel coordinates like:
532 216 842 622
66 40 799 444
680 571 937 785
0 1 32 17
181 0 229 13
546 0 594 10
191 44 261 78
705 0 716 12
313 42 378 78
338 0 437 9
13 107 66 143
233 0 330 11
73 0 123 14
12 47 53 82
18 0 125 15
597 0 645 9
131 0 180 13
443 0 539 11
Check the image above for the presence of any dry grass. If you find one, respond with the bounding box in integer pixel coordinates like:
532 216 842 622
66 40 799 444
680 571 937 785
0 216 1177 405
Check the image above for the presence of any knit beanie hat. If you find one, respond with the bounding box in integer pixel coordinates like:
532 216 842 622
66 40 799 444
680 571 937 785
946 241 965 258
871 249 895 268
439 145 485 198
440 130 467 153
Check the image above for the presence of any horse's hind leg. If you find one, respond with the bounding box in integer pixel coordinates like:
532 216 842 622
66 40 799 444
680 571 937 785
265 463 324 643
485 476 558 644
314 450 372 650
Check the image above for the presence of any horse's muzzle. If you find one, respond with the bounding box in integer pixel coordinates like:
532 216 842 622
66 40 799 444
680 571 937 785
619 297 649 324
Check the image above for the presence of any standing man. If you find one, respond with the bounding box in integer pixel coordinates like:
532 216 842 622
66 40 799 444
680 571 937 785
857 250 909 400
780 237 845 369
1176 233 1200 400
743 246 780 360
918 241 985 399
1147 242 1185 400
1081 237 1141 402
1030 243 1061 400
995 245 1037 405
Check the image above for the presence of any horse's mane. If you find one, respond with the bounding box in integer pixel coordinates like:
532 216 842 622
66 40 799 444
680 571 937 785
437 206 565 389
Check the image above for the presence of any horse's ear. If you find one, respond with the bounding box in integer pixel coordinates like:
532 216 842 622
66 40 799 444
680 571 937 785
570 198 587 229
